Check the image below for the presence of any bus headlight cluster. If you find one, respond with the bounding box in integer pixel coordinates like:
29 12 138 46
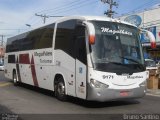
90 79 109 88
139 81 146 87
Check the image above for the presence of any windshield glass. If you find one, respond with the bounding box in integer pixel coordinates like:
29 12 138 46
90 21 145 74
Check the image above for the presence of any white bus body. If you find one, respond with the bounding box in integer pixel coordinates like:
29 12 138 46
4 16 151 102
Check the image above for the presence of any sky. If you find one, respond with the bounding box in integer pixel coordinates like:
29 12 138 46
0 0 160 42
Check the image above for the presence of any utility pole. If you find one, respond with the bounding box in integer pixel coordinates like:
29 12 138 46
35 14 49 24
0 35 4 63
35 13 63 24
101 0 118 18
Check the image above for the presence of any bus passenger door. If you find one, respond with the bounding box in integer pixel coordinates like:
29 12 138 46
75 26 87 99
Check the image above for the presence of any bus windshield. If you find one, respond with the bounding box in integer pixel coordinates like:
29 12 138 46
90 21 145 74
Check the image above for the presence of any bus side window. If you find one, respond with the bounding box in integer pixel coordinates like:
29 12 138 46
55 20 76 58
74 26 87 65
8 55 16 63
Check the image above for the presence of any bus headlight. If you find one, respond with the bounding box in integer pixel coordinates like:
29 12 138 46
90 79 109 88
139 81 146 87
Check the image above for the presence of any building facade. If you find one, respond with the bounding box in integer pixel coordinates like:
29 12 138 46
119 6 160 62
0 46 5 63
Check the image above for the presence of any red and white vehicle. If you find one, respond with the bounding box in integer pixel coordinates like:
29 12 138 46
4 16 156 102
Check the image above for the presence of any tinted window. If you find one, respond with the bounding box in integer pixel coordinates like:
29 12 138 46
27 24 54 50
74 26 87 64
8 55 16 63
55 20 77 57
6 23 55 52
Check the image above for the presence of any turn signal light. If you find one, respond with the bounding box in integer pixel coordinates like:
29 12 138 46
89 35 95 44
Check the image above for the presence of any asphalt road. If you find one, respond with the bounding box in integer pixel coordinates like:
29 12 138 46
0 71 160 120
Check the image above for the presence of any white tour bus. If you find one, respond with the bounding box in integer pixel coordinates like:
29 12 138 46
4 16 156 102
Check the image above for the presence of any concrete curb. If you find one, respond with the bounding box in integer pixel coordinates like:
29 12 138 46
146 89 160 97
146 93 160 97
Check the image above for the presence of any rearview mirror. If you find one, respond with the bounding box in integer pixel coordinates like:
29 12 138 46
83 22 95 45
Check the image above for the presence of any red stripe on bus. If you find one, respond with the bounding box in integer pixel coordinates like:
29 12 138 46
19 54 30 64
31 55 39 87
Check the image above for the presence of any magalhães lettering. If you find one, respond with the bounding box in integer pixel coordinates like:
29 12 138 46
34 51 52 57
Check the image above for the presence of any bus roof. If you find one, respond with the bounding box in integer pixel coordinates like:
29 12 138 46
8 16 137 40
56 16 136 27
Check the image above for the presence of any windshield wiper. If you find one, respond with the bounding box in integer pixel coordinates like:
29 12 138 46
110 62 123 65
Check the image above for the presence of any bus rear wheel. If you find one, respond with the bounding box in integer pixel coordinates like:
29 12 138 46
55 77 67 101
13 71 18 86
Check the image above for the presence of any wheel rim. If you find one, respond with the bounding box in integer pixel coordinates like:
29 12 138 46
13 73 17 83
57 82 65 96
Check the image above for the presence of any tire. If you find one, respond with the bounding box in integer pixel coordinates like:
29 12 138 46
13 71 18 86
54 77 67 101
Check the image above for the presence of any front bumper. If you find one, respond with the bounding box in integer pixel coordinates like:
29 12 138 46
87 84 146 102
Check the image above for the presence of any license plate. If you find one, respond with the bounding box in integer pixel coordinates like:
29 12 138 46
120 91 128 96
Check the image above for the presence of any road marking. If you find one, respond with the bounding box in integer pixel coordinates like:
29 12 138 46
0 82 12 87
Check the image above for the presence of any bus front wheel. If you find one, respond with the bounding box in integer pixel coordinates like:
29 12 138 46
54 77 67 101
13 71 18 86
